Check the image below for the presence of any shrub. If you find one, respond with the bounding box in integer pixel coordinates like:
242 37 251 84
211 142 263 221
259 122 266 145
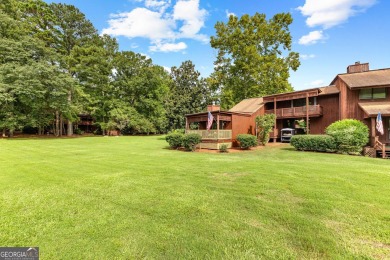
169 128 185 134
93 127 103 135
290 135 337 152
325 119 369 154
256 114 276 146
165 132 184 149
74 128 83 135
219 144 229 153
182 133 202 151
237 134 257 150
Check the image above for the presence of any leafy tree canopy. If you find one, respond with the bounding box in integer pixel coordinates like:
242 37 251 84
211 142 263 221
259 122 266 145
166 60 209 130
210 12 300 108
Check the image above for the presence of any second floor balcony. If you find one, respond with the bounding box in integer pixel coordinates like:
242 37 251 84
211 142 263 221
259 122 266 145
265 105 323 119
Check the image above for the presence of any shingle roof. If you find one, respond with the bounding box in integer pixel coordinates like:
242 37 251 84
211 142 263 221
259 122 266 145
358 102 390 117
337 69 390 88
318 85 339 95
229 97 264 114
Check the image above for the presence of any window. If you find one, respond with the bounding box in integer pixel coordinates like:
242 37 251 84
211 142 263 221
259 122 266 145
373 88 386 99
359 89 372 99
359 88 386 99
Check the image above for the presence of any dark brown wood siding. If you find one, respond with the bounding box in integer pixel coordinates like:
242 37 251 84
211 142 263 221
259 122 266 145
336 78 348 119
309 94 340 134
337 78 390 120
335 76 390 144
231 106 263 146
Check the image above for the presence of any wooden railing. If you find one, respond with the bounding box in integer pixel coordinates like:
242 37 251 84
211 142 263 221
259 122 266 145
265 105 322 118
186 130 232 140
374 136 386 158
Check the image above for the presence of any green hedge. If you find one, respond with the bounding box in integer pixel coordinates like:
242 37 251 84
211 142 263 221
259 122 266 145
182 133 202 151
325 119 369 154
236 134 257 150
165 132 183 149
290 135 337 152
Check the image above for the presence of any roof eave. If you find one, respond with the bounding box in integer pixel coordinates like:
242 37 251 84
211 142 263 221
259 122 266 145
185 110 253 117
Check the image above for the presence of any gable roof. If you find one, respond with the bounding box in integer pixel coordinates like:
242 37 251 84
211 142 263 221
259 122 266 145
229 97 264 114
331 68 390 88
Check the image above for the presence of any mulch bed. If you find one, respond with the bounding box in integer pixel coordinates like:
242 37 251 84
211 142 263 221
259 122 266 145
191 143 289 153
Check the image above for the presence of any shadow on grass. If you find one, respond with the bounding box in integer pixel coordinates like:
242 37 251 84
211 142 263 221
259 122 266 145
162 146 174 150
0 135 103 141
280 147 296 151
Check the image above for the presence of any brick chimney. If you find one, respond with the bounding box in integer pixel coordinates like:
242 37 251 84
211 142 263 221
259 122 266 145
207 104 220 112
347 62 369 73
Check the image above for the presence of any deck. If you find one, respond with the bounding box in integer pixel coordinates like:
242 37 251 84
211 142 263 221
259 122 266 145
373 137 390 158
186 130 232 149
186 130 232 140
265 105 322 118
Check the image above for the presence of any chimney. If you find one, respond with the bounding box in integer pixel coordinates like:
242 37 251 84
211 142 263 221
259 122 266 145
347 62 369 73
207 104 220 112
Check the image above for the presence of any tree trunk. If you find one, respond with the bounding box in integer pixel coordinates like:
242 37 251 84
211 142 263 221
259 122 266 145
55 111 60 137
67 120 73 136
67 90 73 136
60 114 63 137
102 115 106 136
9 129 13 138
2 128 6 137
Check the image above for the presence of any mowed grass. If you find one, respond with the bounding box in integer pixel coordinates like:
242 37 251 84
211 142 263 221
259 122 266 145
0 136 389 259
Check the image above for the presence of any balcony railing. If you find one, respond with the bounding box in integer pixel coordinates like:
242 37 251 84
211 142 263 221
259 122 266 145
186 130 232 140
265 105 322 118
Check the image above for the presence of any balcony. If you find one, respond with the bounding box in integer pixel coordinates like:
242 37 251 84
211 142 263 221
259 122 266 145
186 130 232 140
265 105 323 119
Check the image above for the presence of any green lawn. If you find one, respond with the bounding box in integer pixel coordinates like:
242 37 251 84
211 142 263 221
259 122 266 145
0 136 389 259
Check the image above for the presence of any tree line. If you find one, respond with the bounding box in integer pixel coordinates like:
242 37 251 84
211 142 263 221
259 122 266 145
0 0 299 137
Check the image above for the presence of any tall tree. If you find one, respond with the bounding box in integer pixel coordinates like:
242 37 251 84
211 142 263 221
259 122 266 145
0 0 180 136
210 13 300 108
69 34 118 135
49 2 98 135
166 60 209 130
0 4 75 136
112 51 170 134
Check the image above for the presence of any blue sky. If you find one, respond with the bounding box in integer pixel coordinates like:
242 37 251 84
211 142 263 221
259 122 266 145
45 0 390 90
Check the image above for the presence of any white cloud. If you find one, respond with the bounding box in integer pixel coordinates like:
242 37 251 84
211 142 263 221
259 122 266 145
145 0 169 9
225 9 236 18
300 54 316 60
173 0 208 41
298 30 325 45
297 0 376 29
309 79 324 87
144 0 171 13
150 41 187 52
102 8 176 40
139 52 151 59
102 0 208 52
163 66 171 73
